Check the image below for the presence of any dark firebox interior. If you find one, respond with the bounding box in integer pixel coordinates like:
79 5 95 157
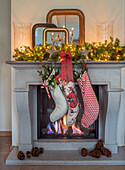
37 84 99 139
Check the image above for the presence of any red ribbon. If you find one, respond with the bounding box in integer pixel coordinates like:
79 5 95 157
60 50 74 83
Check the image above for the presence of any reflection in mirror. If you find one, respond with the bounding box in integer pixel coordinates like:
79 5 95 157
35 27 45 45
47 32 66 45
52 15 79 44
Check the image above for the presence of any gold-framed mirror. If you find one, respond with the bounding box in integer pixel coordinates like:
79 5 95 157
43 28 69 46
46 9 85 45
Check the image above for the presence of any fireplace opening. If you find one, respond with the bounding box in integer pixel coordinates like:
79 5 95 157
37 84 99 139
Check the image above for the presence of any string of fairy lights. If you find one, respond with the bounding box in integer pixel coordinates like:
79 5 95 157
13 37 125 62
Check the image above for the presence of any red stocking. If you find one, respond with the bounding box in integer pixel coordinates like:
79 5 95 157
77 71 99 128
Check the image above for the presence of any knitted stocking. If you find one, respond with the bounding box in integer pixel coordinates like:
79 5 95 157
77 71 99 128
50 85 68 122
44 69 68 122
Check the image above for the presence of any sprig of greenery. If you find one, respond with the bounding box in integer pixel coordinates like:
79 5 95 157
37 65 59 88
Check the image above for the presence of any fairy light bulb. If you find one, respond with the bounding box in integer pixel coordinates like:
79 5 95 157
51 32 54 39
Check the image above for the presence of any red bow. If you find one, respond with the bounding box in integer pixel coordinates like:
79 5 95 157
60 50 74 83
60 50 72 60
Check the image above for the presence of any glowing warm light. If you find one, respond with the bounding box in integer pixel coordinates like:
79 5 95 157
55 121 58 133
14 23 32 51
47 115 84 135
58 121 62 134
86 56 89 59
71 27 74 31
81 47 85 50
63 115 67 125
21 46 25 51
41 86 44 88
72 125 84 135
51 32 54 39
63 25 65 28
39 46 42 50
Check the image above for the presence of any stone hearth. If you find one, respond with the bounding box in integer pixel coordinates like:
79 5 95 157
6 60 125 165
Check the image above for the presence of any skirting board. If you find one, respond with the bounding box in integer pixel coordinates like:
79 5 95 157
0 131 12 136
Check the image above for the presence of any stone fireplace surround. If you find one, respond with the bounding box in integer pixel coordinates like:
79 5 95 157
6 60 125 165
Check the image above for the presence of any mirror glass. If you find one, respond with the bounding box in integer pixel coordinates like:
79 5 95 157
52 15 79 44
46 31 66 45
35 27 45 45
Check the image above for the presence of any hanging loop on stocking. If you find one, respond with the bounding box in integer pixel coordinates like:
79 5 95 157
44 79 51 99
60 50 74 83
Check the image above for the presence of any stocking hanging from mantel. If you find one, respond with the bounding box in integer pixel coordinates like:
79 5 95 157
44 68 68 123
77 70 99 128
56 50 79 127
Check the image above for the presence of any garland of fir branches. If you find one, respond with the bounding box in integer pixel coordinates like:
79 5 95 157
13 37 125 62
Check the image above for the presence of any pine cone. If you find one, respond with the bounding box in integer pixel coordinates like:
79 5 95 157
101 146 112 157
88 150 102 158
17 151 25 160
95 139 103 150
39 147 44 154
26 151 31 158
31 147 39 157
81 148 88 157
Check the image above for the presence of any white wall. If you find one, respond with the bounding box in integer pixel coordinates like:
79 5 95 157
11 0 125 145
11 0 124 51
0 0 11 131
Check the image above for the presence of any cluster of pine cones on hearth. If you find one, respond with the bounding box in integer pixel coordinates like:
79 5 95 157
17 147 44 160
81 139 112 158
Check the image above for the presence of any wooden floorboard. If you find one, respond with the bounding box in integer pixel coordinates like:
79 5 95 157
0 131 12 137
0 136 125 170
0 137 12 144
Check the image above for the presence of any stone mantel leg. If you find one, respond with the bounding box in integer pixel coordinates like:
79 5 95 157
16 91 32 152
104 91 121 153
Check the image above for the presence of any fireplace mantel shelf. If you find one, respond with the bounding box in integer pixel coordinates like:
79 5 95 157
6 60 125 69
